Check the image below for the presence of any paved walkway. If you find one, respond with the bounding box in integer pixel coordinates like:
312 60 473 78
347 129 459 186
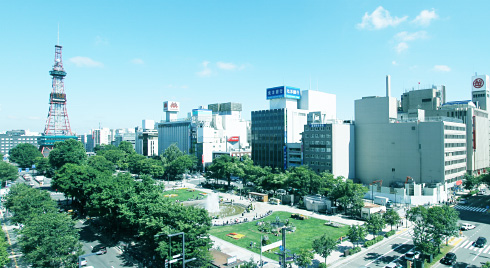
171 181 369 267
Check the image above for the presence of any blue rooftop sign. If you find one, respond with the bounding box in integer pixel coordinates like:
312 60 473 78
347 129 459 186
266 86 301 100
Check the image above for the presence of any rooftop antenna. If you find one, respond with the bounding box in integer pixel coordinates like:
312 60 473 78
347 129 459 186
57 23 60 45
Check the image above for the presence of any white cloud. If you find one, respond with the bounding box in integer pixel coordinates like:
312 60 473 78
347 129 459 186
395 42 409 53
392 61 397 65
357 6 408 30
69 56 104 67
217 62 237 70
395 31 428 42
412 9 438 26
433 65 451 72
131 58 144 65
197 61 212 77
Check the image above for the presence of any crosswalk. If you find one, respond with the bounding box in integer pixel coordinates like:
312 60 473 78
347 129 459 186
458 240 490 254
453 205 488 213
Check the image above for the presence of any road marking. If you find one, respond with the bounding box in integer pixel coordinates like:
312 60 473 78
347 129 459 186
365 239 412 266
473 247 484 261
483 245 490 254
459 240 470 248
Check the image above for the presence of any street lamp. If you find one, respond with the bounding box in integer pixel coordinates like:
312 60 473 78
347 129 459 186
155 232 196 268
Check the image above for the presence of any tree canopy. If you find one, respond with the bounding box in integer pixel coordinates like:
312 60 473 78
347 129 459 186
8 143 43 168
0 161 18 186
312 233 338 264
48 139 87 170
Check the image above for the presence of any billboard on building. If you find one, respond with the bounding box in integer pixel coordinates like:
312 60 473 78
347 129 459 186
192 109 213 116
227 136 239 142
266 86 301 100
472 75 489 91
163 101 180 112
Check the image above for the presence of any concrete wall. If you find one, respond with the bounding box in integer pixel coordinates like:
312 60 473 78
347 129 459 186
332 123 355 179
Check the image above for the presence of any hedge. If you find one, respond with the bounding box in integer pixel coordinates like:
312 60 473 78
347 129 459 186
385 230 396 238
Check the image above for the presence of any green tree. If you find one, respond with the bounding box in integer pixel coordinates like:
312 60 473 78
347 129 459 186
206 155 244 187
0 161 18 187
286 166 323 195
261 172 287 194
4 183 58 224
165 155 196 181
407 205 459 256
312 233 338 264
99 149 126 168
383 209 401 230
295 249 314 268
87 155 115 173
19 212 82 268
34 156 51 175
428 205 460 246
482 261 490 268
463 173 481 191
48 139 87 170
127 153 146 174
8 143 43 168
347 224 367 247
338 180 368 216
118 141 135 155
366 213 385 237
0 230 10 267
138 158 165 179
161 143 184 164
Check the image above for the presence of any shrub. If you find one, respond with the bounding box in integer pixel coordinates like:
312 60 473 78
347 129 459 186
385 230 396 238
364 236 384 247
350 247 361 254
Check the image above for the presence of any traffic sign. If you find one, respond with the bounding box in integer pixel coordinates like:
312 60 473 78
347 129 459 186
18 168 22 173
32 165 36 169
26 168 29 172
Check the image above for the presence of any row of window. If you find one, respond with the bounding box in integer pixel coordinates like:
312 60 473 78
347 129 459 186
473 93 489 98
444 143 466 148
444 167 465 175
307 140 331 145
444 135 465 139
303 133 332 138
305 161 331 167
445 150 466 157
304 154 332 160
444 125 465 131
304 147 332 153
304 126 331 131
445 158 466 166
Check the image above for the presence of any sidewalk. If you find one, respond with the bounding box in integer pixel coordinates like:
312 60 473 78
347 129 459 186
211 235 279 268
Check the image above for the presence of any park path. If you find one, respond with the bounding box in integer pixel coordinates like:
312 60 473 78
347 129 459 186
210 235 279 267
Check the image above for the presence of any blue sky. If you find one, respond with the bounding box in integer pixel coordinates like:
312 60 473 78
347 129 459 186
1 1 489 134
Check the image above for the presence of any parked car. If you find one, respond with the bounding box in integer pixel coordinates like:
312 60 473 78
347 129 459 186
474 237 487 248
440 252 457 265
385 262 402 268
276 189 287 195
79 257 87 266
92 245 107 255
460 223 476 230
404 251 420 261
479 189 486 195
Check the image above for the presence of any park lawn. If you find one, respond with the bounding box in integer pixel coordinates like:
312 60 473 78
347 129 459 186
426 245 454 268
163 188 205 201
210 211 349 260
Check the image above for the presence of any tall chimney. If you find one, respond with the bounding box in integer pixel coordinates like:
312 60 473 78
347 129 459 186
386 75 391 97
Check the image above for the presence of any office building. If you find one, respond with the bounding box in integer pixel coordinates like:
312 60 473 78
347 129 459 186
0 130 41 156
302 112 355 178
251 86 336 169
136 120 158 156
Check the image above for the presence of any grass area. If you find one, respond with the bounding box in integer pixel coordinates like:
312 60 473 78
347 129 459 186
425 244 454 268
210 211 349 260
163 188 206 201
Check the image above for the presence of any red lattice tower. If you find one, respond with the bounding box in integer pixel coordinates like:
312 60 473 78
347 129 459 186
39 45 76 156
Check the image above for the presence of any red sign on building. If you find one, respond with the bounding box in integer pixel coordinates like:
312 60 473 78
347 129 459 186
473 78 484 88
227 136 239 142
